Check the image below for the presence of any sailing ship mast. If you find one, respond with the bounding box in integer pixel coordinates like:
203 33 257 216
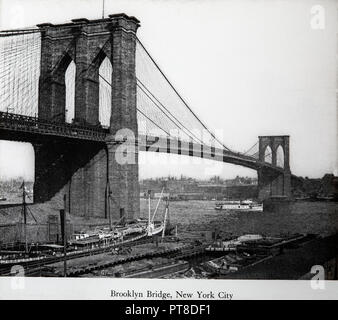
106 182 113 231
20 181 37 254
161 196 170 239
151 187 164 222
147 189 151 235
21 180 28 254
102 0 105 18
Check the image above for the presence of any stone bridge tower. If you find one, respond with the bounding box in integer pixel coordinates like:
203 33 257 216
257 135 291 200
34 14 140 221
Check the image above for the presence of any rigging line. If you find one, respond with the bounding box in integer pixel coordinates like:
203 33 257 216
136 78 206 145
26 203 38 223
151 187 164 222
136 37 232 152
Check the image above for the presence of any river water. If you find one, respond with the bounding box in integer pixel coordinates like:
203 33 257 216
83 200 338 279
140 199 338 240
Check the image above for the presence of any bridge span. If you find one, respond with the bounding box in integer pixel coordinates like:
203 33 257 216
0 14 293 220
0 109 286 172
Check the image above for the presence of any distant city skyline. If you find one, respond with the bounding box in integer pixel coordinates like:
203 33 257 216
0 0 337 181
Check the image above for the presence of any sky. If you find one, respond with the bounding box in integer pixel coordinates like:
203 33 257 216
0 0 337 180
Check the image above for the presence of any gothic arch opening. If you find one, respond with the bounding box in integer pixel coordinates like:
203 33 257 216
276 145 284 168
99 56 112 128
65 60 76 124
264 145 272 164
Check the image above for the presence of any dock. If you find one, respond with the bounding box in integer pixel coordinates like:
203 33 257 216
40 241 206 277
220 233 338 279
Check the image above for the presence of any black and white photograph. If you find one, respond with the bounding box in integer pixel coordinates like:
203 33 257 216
0 0 337 301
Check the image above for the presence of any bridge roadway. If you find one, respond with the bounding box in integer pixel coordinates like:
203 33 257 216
0 111 284 174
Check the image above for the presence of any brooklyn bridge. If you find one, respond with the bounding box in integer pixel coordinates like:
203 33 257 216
0 14 295 221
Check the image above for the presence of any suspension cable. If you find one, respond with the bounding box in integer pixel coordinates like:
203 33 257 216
136 37 232 152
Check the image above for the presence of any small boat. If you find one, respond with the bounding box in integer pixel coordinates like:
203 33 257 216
205 234 263 253
202 252 272 275
0 252 52 267
147 221 165 237
0 196 7 201
295 196 311 201
205 239 240 253
237 234 263 242
215 199 263 212
317 196 335 202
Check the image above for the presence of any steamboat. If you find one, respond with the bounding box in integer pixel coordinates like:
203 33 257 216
215 199 263 212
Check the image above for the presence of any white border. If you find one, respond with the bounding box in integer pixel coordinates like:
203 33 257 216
0 278 337 300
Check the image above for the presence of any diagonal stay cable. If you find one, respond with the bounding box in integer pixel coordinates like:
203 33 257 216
136 37 232 152
243 141 258 155
137 108 172 137
136 78 205 145
137 83 205 145
99 73 173 138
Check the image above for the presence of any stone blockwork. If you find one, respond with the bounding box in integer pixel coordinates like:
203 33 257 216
107 139 140 221
257 136 291 200
34 141 108 218
35 14 140 221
